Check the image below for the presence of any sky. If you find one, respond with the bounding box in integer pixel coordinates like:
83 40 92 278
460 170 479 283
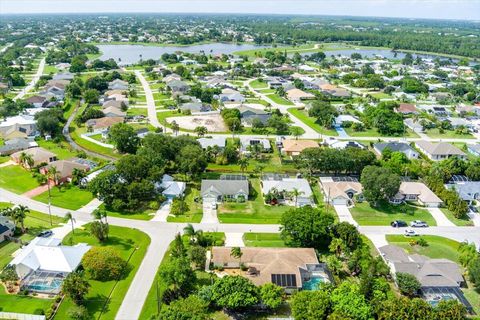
1 0 480 20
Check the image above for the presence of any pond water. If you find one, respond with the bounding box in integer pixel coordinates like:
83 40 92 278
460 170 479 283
97 43 268 65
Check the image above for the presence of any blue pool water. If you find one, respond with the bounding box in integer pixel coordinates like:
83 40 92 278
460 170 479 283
25 279 62 292
302 277 325 290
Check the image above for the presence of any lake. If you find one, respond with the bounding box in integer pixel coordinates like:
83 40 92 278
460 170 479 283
96 43 268 65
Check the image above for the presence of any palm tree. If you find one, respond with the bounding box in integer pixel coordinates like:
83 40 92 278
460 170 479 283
65 212 76 235
92 208 108 224
183 224 203 243
238 157 249 174
290 188 304 207
171 120 180 136
230 247 243 266
19 152 34 169
194 126 208 137
46 167 58 226
13 205 29 233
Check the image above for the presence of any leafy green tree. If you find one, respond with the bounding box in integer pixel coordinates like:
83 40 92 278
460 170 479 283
62 271 90 305
330 281 372 320
308 100 338 128
177 145 207 178
435 299 467 320
210 276 259 310
83 88 100 104
280 206 335 249
108 123 140 154
81 247 127 281
468 255 480 291
67 305 90 320
188 245 206 270
89 220 109 242
396 272 421 297
159 256 196 297
291 290 331 320
70 55 88 73
361 166 400 205
158 295 209 320
259 283 284 309
331 222 362 251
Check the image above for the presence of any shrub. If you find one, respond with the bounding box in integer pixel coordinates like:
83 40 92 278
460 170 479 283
82 247 127 281
67 305 90 320
396 272 420 297
33 308 45 315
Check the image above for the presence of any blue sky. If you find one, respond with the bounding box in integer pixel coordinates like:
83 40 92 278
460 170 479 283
1 0 479 20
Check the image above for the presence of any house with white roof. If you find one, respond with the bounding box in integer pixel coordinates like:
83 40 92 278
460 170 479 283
261 177 314 207
155 174 186 199
197 137 226 150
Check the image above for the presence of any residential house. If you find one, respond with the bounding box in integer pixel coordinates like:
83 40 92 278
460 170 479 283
319 84 350 98
163 74 182 83
373 142 419 159
447 182 480 205
321 180 363 206
86 116 124 132
197 137 226 150
238 106 271 126
108 79 129 91
467 144 480 157
282 139 318 157
102 100 127 110
379 245 472 312
261 177 314 207
40 160 89 184
11 147 57 167
286 88 315 103
334 115 362 126
52 72 74 81
201 179 249 203
167 80 190 95
0 115 37 139
102 106 126 118
395 103 418 115
0 138 37 156
9 237 90 294
155 174 186 199
209 247 331 291
179 102 210 113
324 138 365 150
240 137 271 153
0 217 15 243
219 88 245 104
390 182 442 207
25 95 47 108
415 141 467 161
448 117 472 130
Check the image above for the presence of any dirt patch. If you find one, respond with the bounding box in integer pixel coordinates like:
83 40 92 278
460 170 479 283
166 114 227 132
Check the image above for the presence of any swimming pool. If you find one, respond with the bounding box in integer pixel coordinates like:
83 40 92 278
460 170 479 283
302 276 325 290
25 279 63 293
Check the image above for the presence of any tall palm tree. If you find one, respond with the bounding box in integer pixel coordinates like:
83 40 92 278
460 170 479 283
65 212 76 235
19 152 34 169
230 247 243 266
171 120 180 136
290 188 304 207
92 208 108 224
14 205 29 233
238 157 249 174
183 223 202 243
46 167 58 226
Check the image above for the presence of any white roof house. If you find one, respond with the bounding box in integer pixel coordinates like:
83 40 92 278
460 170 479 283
198 137 226 149
156 174 186 199
262 178 313 207
335 115 362 126
10 237 90 280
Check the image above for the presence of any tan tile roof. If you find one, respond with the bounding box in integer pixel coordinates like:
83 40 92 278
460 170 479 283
282 139 318 153
11 147 56 165
43 160 89 179
286 88 315 100
211 247 318 287
415 141 466 157
398 182 442 204
86 116 124 129
321 181 363 200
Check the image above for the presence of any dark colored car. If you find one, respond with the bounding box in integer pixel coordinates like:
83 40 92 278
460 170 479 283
38 230 53 238
391 220 408 228
469 206 478 213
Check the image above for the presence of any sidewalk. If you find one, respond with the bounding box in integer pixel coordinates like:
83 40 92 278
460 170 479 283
224 233 245 247
427 207 455 227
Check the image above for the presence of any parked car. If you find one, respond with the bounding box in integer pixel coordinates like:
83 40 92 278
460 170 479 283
38 230 53 238
469 206 478 213
404 229 417 237
391 220 408 228
410 220 428 227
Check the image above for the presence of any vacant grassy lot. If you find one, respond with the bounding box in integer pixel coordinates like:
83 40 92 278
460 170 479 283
167 187 203 223
250 79 268 89
99 203 155 221
287 107 338 136
0 165 40 194
55 225 150 320
386 235 459 263
36 138 78 160
33 185 94 210
266 94 294 106
350 202 436 226
425 128 475 139
243 233 286 247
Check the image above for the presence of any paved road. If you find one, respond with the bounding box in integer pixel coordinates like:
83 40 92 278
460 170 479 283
135 70 163 130
14 58 45 101
0 43 13 53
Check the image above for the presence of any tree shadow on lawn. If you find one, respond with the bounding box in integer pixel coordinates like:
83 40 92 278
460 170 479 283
84 293 109 317
366 201 417 216
96 236 135 252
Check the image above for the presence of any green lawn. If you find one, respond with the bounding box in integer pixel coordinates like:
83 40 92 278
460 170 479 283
33 185 94 210
250 79 268 89
385 235 460 263
99 203 155 221
55 225 150 320
70 126 120 159
126 107 148 116
425 128 475 139
462 284 480 315
369 92 391 99
257 88 275 94
266 94 294 106
36 139 78 160
344 127 419 138
0 165 40 194
441 208 474 226
245 98 270 106
218 179 290 224
287 107 338 136
350 202 436 226
43 64 58 74
243 233 286 247
167 187 203 223
0 285 53 315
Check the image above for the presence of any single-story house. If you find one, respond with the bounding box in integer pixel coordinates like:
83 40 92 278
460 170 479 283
0 115 37 139
0 217 15 243
321 180 363 206
286 88 315 103
201 179 249 203
163 74 182 83
103 106 126 118
167 80 190 95
415 141 467 161
240 137 271 153
11 147 57 167
40 160 90 184
0 138 37 156
102 100 127 110
374 141 419 159
324 138 364 150
86 116 124 132
395 103 418 115
447 182 480 205
108 79 129 91
334 115 362 126
282 139 318 157
219 88 245 104
52 72 74 81
390 182 442 207
155 174 186 199
238 106 271 126
9 237 90 294
261 177 314 207
467 144 480 157
179 102 211 113
210 247 331 291
197 137 226 150
25 95 48 108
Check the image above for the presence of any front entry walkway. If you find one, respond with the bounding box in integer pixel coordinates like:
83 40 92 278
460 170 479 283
224 233 245 247
333 204 358 227
151 201 171 222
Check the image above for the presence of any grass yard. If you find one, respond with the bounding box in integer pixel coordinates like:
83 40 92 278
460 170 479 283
245 98 270 106
33 185 94 210
441 208 473 226
167 187 203 223
218 179 290 224
462 284 480 315
369 92 391 99
55 225 150 320
70 126 120 159
385 235 460 263
0 165 40 194
126 107 148 116
425 128 475 140
344 127 419 138
243 233 286 247
257 88 275 94
36 138 78 160
266 94 294 106
43 64 58 74
250 79 268 89
350 202 437 226
99 203 155 221
287 107 338 136
0 285 53 315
